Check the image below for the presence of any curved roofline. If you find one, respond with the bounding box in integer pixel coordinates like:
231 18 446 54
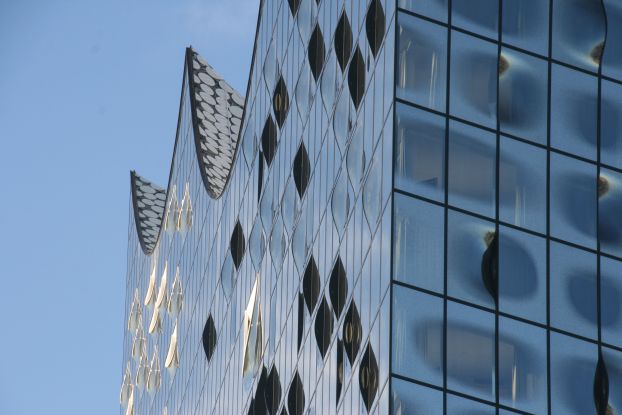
130 0 265 255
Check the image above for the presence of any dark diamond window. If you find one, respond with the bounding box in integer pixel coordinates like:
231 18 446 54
273 76 289 128
288 0 300 16
343 301 362 364
359 342 379 412
336 339 344 405
308 24 326 81
314 297 335 358
329 257 348 319
293 143 311 198
348 46 365 109
303 256 321 313
202 314 217 361
230 220 246 269
252 367 269 415
287 371 305 415
265 366 282 415
262 116 278 165
297 292 305 351
365 0 386 57
335 11 353 73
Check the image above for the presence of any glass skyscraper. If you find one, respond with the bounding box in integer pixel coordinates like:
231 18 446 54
120 0 622 413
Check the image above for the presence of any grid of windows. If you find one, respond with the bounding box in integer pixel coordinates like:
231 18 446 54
392 1 622 414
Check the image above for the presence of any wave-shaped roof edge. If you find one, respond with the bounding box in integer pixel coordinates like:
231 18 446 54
130 171 166 255
129 0 265 256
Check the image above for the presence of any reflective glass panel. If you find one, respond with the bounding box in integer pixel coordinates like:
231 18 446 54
450 31 497 129
452 0 498 40
447 393 495 414
600 168 622 257
499 49 548 145
393 194 445 294
447 301 495 401
502 0 549 56
601 257 622 348
498 317 548 413
397 14 447 112
448 209 496 308
552 0 606 72
603 347 622 412
499 137 547 233
602 0 622 80
449 120 496 218
391 377 443 413
395 104 446 201
601 79 622 169
551 64 598 160
550 332 598 415
499 226 546 324
392 285 444 386
550 152 597 249
398 0 448 23
550 241 597 339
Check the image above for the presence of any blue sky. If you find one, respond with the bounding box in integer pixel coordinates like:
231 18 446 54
0 1 257 413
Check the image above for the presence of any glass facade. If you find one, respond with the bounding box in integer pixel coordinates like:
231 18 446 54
120 1 622 414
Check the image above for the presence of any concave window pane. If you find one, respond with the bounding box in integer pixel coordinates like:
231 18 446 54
452 0 498 40
550 241 597 339
391 378 443 414
447 209 496 308
601 79 622 169
393 194 445 294
498 317 548 413
398 0 448 23
551 64 598 160
447 394 495 414
447 301 495 401
552 0 605 72
499 137 546 233
550 332 598 415
397 14 447 112
550 152 597 249
392 285 444 386
502 0 549 56
599 168 622 257
498 226 546 324
499 49 548 145
601 257 622 348
448 120 497 218
395 104 445 202
450 31 497 128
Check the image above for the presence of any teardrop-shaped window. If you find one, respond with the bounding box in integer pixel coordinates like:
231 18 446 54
329 257 348 319
335 11 353 73
314 296 335 358
202 314 217 362
177 183 193 232
243 274 263 378
293 142 311 198
146 347 161 393
120 362 133 406
155 261 168 309
287 371 305 415
303 256 321 312
164 186 178 233
359 342 379 411
308 24 326 80
230 220 246 269
127 289 143 332
365 0 386 57
164 321 179 375
167 266 183 317
273 76 290 128
348 46 366 109
343 301 362 364
262 116 278 166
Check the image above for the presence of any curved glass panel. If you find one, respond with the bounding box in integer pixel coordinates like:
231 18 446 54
550 241 597 339
599 168 622 257
395 104 446 202
499 49 548 145
602 0 622 80
551 64 598 160
397 14 447 112
391 378 443 413
601 79 622 169
392 285 444 386
449 120 497 218
452 0 498 40
603 347 622 412
601 257 622 348
550 152 597 249
447 394 495 414
398 0 448 23
502 0 549 56
450 31 497 128
393 195 445 294
499 137 547 233
499 226 546 324
550 332 598 415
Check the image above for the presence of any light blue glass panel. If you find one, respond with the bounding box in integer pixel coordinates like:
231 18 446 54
603 0 622 80
603 347 622 412
391 378 443 413
502 0 549 56
453 0 498 40
398 0 448 23
447 394 495 414
601 79 622 169
601 257 622 348
600 168 622 257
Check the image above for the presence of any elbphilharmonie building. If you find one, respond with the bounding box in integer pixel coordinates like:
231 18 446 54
120 0 622 413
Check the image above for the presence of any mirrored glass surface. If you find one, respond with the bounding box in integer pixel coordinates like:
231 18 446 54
551 64 598 160
392 285 444 386
498 317 548 413
552 0 606 72
603 347 622 412
499 137 547 233
550 332 598 415
393 194 445 293
502 0 549 56
550 152 597 249
398 0 448 23
449 120 496 218
600 168 622 257
447 393 495 414
601 79 622 169
601 257 622 348
452 0 498 40
397 14 447 112
499 226 546 324
550 241 597 339
447 301 495 401
602 0 622 80
395 104 446 201
450 31 497 129
499 49 548 145
391 377 443 413
448 209 496 308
